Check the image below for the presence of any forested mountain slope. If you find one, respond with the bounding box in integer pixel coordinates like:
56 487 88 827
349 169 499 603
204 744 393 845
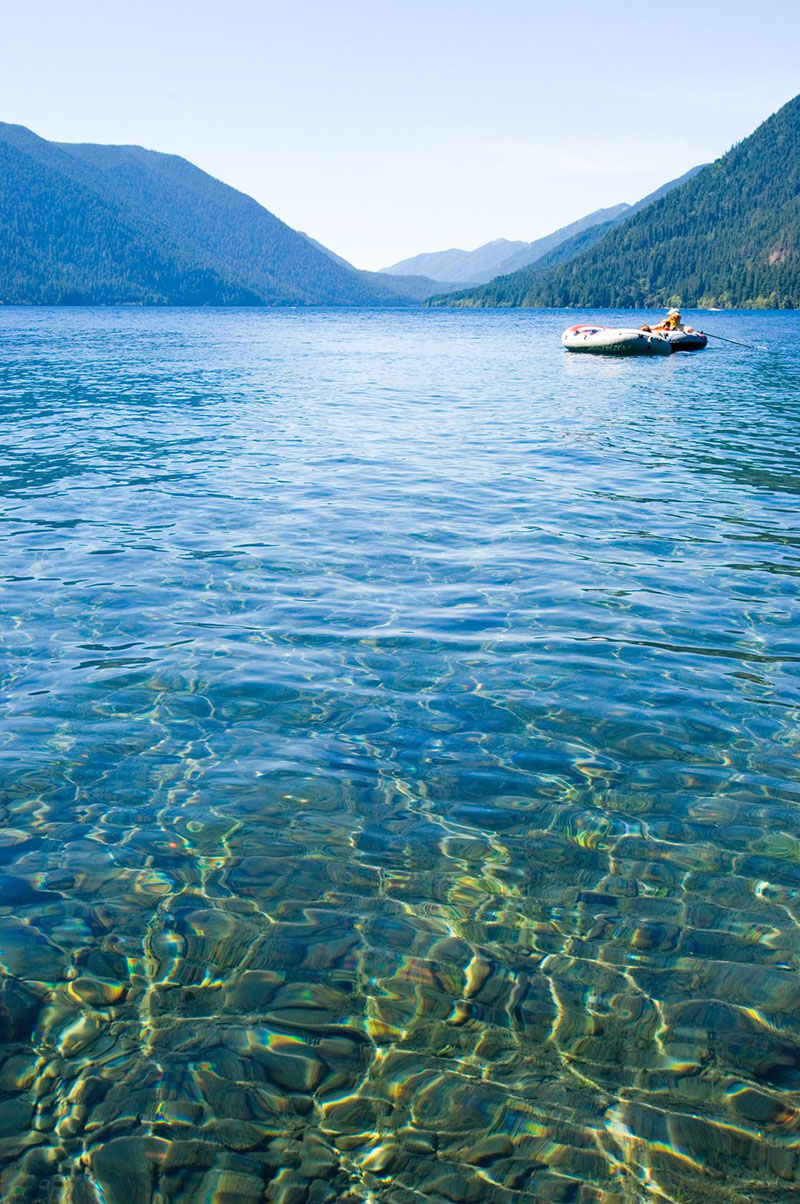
430 96 799 309
0 125 431 306
0 128 255 305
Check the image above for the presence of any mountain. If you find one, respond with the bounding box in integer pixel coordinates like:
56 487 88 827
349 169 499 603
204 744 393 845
492 167 705 280
427 167 707 308
430 94 799 309
0 124 438 306
297 234 461 300
381 239 523 285
299 232 355 270
383 170 704 288
362 271 465 301
487 205 630 277
380 205 632 286
624 165 708 216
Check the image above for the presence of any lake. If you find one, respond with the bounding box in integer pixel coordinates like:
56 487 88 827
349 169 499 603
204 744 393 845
1 306 799 1203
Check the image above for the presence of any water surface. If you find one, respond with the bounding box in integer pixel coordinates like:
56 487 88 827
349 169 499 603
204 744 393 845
1 307 799 1202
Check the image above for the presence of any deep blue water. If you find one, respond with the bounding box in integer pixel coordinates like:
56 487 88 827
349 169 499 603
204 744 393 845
0 306 799 1203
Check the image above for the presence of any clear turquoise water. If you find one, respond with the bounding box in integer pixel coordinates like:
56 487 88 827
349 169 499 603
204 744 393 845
0 306 799 1203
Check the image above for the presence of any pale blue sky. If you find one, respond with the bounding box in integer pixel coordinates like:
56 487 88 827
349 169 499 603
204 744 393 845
2 1 798 269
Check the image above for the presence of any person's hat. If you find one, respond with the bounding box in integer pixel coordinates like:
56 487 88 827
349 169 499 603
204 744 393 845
668 308 681 316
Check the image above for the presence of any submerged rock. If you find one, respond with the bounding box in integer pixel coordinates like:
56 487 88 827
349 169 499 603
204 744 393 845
67 977 126 1007
0 919 64 981
195 1167 266 1202
0 1097 33 1138
88 1135 170 1204
0 873 56 907
206 1118 266 1152
0 977 44 1041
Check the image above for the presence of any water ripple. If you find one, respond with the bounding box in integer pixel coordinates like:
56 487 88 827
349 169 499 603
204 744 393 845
0 306 798 1202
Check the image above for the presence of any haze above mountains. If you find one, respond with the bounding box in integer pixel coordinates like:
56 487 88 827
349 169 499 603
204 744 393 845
1 93 797 310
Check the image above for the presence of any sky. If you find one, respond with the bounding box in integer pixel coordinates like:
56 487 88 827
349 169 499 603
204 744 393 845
2 1 798 270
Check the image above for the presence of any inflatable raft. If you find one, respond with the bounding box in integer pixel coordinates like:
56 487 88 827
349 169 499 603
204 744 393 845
665 330 707 352
561 325 671 356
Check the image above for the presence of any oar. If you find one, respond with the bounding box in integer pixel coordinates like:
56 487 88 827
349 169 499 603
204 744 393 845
703 331 766 350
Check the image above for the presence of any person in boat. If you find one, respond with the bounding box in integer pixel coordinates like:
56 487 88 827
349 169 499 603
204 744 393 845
641 308 695 334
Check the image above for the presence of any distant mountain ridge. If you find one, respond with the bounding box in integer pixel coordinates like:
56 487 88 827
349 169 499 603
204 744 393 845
482 205 631 278
382 166 705 288
0 124 441 306
426 166 706 307
299 233 466 300
430 93 799 309
381 238 525 285
380 206 631 285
